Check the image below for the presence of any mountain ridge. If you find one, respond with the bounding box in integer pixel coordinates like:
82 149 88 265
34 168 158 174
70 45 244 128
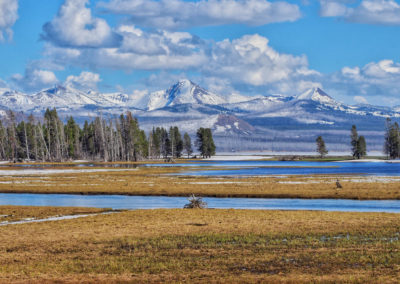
1 80 397 152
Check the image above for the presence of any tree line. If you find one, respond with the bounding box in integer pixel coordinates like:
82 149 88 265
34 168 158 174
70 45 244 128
0 109 215 162
316 124 366 158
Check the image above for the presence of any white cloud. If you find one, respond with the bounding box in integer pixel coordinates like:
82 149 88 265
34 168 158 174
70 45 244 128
43 33 321 95
43 25 209 71
37 1 319 96
42 0 121 47
99 0 301 29
320 0 400 25
11 68 58 92
65 71 101 91
354 95 368 104
204 34 321 94
328 59 400 101
0 0 18 41
319 0 349 17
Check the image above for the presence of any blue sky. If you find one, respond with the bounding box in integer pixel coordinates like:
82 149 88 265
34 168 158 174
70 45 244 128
1 0 400 106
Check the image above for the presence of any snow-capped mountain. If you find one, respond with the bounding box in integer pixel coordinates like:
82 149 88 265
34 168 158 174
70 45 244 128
31 85 97 109
0 80 398 152
296 87 339 106
0 88 35 111
141 79 226 111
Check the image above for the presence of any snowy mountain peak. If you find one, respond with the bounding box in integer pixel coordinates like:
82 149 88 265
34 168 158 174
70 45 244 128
145 80 226 111
296 87 339 106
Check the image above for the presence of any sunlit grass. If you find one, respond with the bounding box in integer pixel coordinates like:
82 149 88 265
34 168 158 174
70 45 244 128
0 208 399 282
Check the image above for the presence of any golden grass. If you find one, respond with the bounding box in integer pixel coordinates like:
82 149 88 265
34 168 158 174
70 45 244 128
0 208 399 282
0 165 399 200
0 206 110 222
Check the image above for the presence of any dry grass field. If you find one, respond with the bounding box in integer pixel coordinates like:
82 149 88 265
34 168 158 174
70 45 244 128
0 208 399 283
0 164 398 199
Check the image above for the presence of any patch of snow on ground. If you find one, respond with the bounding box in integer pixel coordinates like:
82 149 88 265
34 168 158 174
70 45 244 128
204 155 272 161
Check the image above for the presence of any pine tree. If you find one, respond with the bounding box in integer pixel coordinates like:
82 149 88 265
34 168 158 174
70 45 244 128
183 133 193 158
196 128 216 158
357 136 367 159
169 126 183 158
350 125 367 159
316 136 328 158
350 125 358 158
384 118 400 159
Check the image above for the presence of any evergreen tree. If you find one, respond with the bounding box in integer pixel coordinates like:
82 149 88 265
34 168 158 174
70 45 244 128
384 118 400 159
357 136 367 159
350 125 367 159
160 127 171 159
183 133 193 158
316 136 328 158
196 128 216 158
350 125 358 158
169 126 183 158
65 117 80 159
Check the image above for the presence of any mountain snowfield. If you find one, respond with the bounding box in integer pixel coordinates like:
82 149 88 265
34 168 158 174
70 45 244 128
0 79 397 153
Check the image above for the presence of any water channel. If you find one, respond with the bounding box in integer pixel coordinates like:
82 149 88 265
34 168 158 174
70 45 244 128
0 194 399 213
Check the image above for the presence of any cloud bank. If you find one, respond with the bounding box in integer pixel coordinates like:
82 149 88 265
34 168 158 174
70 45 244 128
0 0 18 41
99 0 301 29
320 0 400 25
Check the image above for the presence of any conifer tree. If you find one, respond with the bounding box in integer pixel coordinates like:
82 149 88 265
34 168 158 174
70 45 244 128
384 118 400 159
183 132 192 158
316 136 328 158
196 128 216 158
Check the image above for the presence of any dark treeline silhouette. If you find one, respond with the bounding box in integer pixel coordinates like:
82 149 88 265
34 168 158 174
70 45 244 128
0 109 214 162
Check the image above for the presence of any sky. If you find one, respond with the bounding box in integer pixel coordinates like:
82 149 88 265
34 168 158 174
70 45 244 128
1 0 400 106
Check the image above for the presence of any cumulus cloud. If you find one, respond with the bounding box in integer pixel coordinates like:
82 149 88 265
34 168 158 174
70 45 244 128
42 0 121 47
65 71 101 91
38 1 319 96
204 34 321 94
354 95 369 104
327 60 400 102
11 68 58 92
0 0 18 41
43 26 209 71
99 0 301 29
319 0 400 25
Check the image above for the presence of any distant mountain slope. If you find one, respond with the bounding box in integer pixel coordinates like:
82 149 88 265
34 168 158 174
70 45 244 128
0 80 397 152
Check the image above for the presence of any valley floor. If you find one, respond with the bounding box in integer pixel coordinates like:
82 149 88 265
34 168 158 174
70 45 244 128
0 207 399 283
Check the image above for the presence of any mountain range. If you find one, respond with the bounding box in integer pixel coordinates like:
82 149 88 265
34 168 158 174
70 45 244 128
0 79 396 153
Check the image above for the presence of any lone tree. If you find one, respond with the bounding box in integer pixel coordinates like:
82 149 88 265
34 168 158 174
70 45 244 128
183 133 193 158
196 128 216 158
316 136 328 158
384 118 400 159
350 125 367 159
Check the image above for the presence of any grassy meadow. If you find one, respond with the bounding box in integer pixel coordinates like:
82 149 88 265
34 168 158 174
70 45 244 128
0 208 399 282
0 164 398 199
0 161 399 282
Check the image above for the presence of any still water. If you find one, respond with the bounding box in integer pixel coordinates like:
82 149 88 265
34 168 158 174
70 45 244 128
3 160 400 176
174 160 400 176
0 194 399 213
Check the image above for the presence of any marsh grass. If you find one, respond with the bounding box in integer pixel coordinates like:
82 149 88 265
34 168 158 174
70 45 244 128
0 209 399 282
0 166 398 199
